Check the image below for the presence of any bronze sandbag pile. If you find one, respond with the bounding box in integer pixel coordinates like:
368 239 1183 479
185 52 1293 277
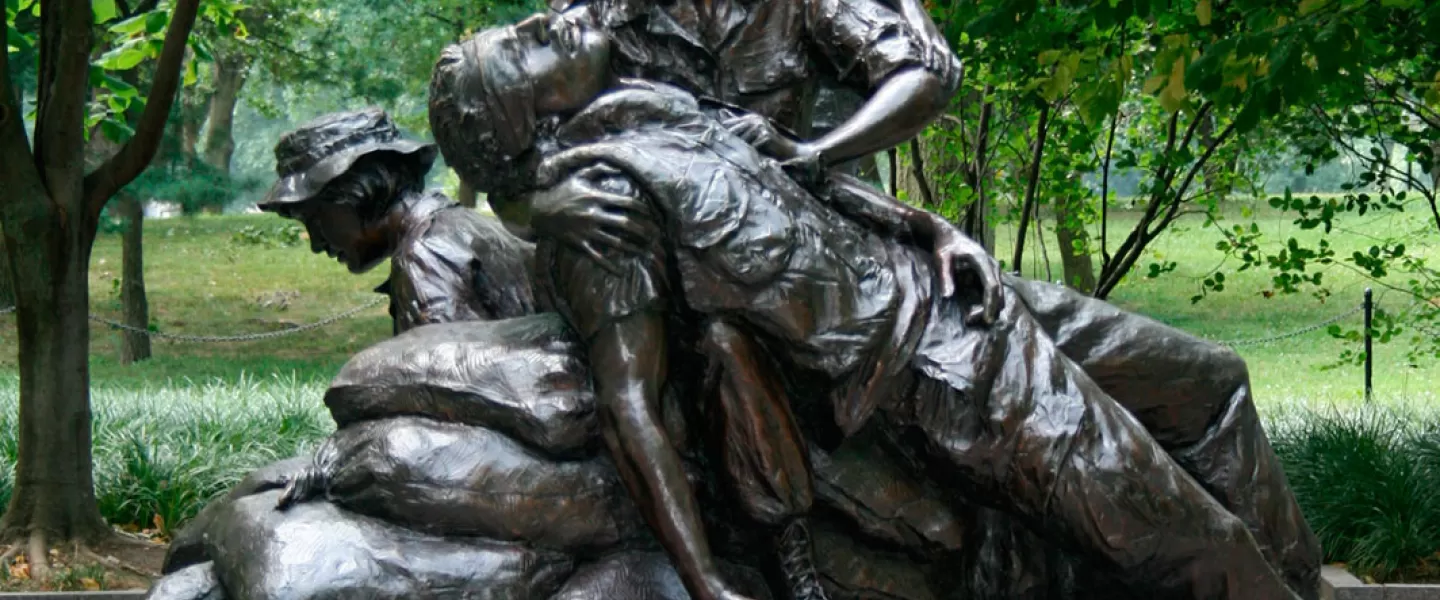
146 314 1013 600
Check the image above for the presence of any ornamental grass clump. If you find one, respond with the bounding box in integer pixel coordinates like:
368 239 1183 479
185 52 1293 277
1267 400 1440 583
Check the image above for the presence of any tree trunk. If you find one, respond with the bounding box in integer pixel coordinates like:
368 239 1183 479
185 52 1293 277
1053 190 1097 294
457 177 478 208
1431 141 1439 193
0 0 202 556
118 194 150 364
201 54 247 173
180 84 211 160
0 249 12 307
0 194 110 545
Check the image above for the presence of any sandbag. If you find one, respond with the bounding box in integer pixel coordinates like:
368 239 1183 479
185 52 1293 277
146 562 226 600
549 551 773 600
283 416 646 550
208 490 574 600
324 315 597 457
809 431 964 554
163 456 313 574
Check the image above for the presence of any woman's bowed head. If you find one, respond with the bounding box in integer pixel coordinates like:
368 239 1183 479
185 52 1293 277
428 13 612 200
258 109 437 274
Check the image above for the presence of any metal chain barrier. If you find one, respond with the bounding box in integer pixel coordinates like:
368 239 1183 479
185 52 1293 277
0 297 1377 347
0 296 385 343
1213 303 1366 348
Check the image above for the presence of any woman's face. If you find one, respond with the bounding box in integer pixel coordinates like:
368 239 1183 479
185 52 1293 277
280 197 391 274
510 12 612 115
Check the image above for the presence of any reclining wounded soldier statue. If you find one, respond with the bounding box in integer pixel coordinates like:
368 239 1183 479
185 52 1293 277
145 6 1320 600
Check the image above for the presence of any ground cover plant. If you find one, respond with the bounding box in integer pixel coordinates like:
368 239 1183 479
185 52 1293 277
1265 399 1440 583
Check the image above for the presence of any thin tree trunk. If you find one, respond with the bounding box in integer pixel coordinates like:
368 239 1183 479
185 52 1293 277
962 94 996 254
0 248 12 307
118 194 150 364
1099 110 1119 268
1053 190 1097 293
887 147 898 196
907 138 936 208
457 177 478 208
0 188 110 546
201 54 247 173
181 84 210 160
1431 141 1439 193
1011 103 1052 275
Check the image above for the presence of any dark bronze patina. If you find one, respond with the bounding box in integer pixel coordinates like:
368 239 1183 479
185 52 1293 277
149 4 1323 600
256 108 539 334
426 12 1319 600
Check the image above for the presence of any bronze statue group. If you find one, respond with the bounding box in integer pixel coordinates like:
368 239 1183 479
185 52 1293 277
146 1 1324 599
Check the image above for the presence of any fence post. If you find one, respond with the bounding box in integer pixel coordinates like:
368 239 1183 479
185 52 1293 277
1364 287 1373 403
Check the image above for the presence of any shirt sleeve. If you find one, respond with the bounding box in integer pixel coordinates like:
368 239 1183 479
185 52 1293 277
389 237 487 333
805 0 927 89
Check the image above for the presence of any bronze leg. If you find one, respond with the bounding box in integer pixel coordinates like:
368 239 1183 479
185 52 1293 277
699 319 828 600
1004 276 1322 600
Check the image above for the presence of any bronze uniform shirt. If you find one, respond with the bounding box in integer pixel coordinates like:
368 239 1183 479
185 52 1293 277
553 0 928 136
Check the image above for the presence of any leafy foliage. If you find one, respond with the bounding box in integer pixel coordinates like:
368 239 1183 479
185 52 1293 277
1269 401 1440 582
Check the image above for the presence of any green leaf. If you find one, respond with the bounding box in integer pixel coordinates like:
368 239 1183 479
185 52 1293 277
99 118 134 143
188 38 213 62
105 77 138 98
1196 0 1212 25
92 0 117 23
107 14 149 35
1298 0 1327 15
144 10 167 34
6 23 32 52
96 38 151 70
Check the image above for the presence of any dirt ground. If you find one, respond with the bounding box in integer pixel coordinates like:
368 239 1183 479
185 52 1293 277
0 534 164 592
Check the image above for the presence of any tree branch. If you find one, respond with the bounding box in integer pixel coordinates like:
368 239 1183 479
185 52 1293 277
908 138 936 208
33 0 93 203
84 0 202 219
1012 101 1052 275
1156 118 1237 235
1099 108 1120 267
0 15 42 223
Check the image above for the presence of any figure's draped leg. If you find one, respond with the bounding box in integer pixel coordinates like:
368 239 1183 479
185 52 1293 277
896 286 1301 600
699 319 827 600
1003 276 1322 599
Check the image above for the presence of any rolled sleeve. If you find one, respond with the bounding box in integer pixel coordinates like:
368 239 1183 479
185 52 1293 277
806 0 926 89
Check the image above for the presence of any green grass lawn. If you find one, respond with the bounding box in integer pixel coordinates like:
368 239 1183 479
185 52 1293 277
0 214 393 387
992 196 1440 405
0 200 1436 402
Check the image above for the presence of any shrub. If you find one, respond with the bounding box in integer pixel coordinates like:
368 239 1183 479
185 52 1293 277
1267 401 1440 582
0 374 333 536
